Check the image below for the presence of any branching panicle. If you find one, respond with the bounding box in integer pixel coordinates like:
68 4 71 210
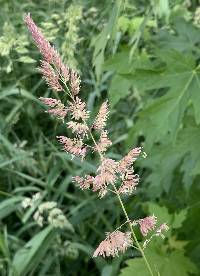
25 14 169 275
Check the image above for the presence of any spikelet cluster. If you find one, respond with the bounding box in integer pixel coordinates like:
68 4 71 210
135 215 157 237
39 97 67 120
93 231 132 257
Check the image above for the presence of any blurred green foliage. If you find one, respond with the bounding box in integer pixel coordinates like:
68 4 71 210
1 0 200 275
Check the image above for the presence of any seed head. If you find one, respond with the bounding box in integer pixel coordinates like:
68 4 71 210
95 130 112 153
93 231 132 257
118 169 139 194
68 97 89 121
39 97 61 107
38 61 63 91
93 101 109 130
137 215 157 236
57 136 87 159
67 121 89 137
118 147 142 174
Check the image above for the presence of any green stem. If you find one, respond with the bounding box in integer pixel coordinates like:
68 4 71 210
112 184 154 276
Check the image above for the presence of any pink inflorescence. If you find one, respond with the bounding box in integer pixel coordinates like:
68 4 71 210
94 130 112 153
25 14 169 261
24 13 56 62
118 169 139 194
137 215 157 236
67 121 89 137
39 97 67 120
39 61 63 92
93 101 109 130
93 231 132 257
24 13 80 94
72 175 94 190
118 147 142 174
39 97 61 107
68 97 89 121
56 136 87 159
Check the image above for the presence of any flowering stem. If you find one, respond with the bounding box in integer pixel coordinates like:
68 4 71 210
58 69 154 275
112 184 154 276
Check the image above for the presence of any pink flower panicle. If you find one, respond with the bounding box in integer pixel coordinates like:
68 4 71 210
70 70 81 96
68 97 89 121
39 97 61 107
26 15 169 261
118 147 142 174
118 169 139 194
24 13 55 62
92 158 118 197
47 107 67 120
93 101 109 130
72 175 94 190
95 130 112 153
136 215 157 237
56 136 86 158
67 121 89 137
24 13 79 93
93 231 132 258
39 97 67 120
52 51 70 82
38 61 63 91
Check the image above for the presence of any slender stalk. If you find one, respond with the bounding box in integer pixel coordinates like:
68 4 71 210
112 184 154 276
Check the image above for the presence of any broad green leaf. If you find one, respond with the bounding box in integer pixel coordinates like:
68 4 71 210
126 50 199 148
155 18 200 52
11 226 55 276
173 209 188 229
120 258 149 276
120 244 197 276
109 74 132 107
141 124 200 194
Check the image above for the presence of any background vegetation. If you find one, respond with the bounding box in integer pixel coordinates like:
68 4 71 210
0 0 200 275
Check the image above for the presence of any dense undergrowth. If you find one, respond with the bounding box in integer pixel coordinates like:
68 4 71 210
0 0 200 275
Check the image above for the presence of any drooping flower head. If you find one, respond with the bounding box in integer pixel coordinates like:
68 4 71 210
137 215 157 236
93 231 132 257
57 136 86 159
72 175 94 190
